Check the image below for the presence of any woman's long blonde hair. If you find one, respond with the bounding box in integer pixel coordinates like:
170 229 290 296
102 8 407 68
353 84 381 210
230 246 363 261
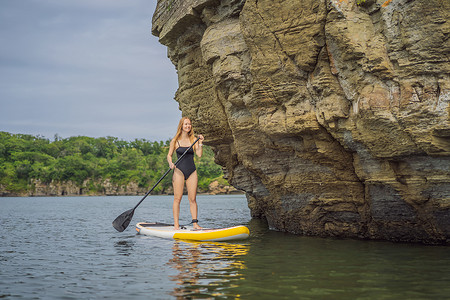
173 117 195 145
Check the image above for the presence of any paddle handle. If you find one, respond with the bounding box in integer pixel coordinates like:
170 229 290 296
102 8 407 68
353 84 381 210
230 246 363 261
132 137 201 210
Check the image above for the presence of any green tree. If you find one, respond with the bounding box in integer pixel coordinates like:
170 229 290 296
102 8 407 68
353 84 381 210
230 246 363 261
0 131 228 195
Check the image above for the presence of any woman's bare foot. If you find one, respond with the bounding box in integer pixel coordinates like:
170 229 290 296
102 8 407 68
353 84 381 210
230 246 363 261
193 223 202 230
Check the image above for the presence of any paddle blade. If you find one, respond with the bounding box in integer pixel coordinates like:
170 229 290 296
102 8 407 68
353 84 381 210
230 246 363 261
112 208 135 232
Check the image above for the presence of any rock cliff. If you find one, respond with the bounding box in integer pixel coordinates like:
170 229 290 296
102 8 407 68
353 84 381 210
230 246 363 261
152 0 450 244
2 179 238 197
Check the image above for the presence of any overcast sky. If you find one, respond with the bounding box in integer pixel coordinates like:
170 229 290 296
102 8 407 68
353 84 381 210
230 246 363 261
0 0 181 142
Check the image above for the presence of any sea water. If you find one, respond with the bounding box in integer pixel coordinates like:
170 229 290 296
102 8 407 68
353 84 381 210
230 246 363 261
1 195 449 299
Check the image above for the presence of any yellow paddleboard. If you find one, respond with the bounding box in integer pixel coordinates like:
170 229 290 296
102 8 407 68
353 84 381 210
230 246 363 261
136 222 250 242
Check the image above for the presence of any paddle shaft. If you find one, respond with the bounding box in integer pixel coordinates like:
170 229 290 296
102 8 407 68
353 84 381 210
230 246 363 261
131 137 201 211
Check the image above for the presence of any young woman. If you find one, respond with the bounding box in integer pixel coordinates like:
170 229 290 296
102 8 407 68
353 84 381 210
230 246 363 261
167 117 204 230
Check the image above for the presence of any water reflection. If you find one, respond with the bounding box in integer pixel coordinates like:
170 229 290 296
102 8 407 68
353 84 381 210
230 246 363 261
167 241 250 299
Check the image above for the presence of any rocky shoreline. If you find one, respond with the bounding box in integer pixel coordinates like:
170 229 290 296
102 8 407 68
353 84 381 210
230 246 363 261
0 179 242 197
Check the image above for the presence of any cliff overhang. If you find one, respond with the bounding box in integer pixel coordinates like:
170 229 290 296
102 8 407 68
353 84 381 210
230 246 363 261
152 0 450 245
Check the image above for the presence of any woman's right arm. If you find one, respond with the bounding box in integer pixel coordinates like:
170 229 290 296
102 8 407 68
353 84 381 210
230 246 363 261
167 139 176 169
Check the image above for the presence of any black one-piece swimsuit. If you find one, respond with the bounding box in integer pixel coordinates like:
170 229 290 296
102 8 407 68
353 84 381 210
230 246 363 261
176 142 196 179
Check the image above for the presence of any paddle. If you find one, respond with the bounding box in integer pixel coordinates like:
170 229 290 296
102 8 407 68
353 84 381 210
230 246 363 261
112 137 201 232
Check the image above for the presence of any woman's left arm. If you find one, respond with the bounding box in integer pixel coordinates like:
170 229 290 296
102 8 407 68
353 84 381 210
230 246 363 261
196 135 204 157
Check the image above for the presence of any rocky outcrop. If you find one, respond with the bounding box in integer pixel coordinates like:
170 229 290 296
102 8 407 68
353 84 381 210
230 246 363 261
29 179 148 196
208 179 241 195
152 0 450 244
0 179 238 197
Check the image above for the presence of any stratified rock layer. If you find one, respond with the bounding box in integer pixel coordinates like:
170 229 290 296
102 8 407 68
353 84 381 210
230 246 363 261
152 0 450 244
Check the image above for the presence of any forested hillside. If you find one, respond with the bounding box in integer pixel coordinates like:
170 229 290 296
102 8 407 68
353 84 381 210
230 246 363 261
0 132 232 196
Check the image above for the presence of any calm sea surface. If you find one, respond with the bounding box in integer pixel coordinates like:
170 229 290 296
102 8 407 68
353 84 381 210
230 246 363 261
1 195 449 299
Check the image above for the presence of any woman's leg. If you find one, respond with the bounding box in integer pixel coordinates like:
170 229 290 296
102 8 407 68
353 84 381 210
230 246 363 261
172 168 185 229
186 171 201 229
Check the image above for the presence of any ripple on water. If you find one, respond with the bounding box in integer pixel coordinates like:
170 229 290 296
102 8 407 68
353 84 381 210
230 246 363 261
1 195 449 299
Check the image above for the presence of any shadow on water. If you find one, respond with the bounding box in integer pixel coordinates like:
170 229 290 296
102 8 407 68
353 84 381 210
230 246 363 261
114 239 135 256
243 220 450 299
165 219 450 299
